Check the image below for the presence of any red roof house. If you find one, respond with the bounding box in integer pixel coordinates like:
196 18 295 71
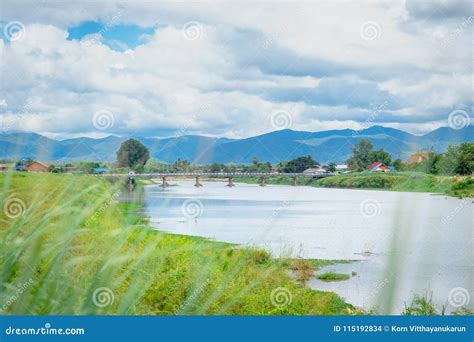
368 162 391 173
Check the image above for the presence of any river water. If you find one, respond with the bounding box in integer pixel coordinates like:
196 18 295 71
144 180 473 313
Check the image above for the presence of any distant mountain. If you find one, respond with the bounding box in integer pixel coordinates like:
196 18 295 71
0 125 472 164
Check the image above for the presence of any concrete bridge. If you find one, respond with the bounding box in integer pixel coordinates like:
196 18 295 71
95 172 333 187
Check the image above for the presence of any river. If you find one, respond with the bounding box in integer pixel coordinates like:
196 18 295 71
143 180 473 314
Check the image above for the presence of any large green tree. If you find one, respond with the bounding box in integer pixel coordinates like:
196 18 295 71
282 155 318 173
347 140 393 171
116 138 150 169
346 139 373 171
456 142 474 175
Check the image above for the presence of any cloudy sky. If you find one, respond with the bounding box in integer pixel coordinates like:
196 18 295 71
0 0 472 139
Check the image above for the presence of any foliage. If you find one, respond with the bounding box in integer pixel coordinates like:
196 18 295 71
326 162 337 173
282 155 318 173
116 138 150 169
316 273 350 282
346 140 391 171
0 172 353 315
406 143 474 176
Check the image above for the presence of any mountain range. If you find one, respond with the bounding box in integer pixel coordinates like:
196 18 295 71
0 125 472 164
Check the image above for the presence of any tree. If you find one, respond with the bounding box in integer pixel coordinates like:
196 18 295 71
367 149 392 166
456 142 474 175
116 138 150 169
326 162 337 172
347 139 373 171
392 159 403 171
438 145 459 175
282 155 318 173
424 151 441 175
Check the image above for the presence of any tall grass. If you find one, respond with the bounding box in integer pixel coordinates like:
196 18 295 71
0 172 350 315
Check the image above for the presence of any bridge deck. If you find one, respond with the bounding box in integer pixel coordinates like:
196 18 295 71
94 172 333 178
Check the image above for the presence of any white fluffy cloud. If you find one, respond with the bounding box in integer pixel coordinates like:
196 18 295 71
0 0 472 138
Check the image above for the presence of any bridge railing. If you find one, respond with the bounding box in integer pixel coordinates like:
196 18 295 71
92 172 334 177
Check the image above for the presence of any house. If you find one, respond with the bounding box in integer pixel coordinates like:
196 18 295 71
15 164 28 171
27 161 51 172
407 151 429 165
368 162 391 173
0 163 14 172
303 166 326 174
335 164 348 171
91 167 108 174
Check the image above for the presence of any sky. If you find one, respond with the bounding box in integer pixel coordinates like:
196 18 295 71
0 0 472 139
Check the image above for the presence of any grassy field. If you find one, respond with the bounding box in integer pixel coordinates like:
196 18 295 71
234 172 474 197
0 172 353 315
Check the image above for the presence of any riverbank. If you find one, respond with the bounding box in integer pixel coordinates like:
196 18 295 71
234 172 474 197
0 172 353 315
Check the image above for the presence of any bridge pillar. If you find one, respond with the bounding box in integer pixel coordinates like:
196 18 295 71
259 176 266 186
291 176 297 186
161 176 169 188
194 176 203 187
227 177 235 187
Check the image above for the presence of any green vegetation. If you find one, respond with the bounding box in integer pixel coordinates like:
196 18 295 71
235 172 473 197
402 293 473 316
281 155 317 173
117 138 150 171
347 140 392 171
316 273 350 282
0 172 352 315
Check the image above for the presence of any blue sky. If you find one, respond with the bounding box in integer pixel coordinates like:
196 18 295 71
0 0 472 139
67 21 155 51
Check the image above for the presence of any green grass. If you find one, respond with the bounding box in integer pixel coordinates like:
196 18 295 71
316 273 350 282
235 172 474 197
0 172 353 315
